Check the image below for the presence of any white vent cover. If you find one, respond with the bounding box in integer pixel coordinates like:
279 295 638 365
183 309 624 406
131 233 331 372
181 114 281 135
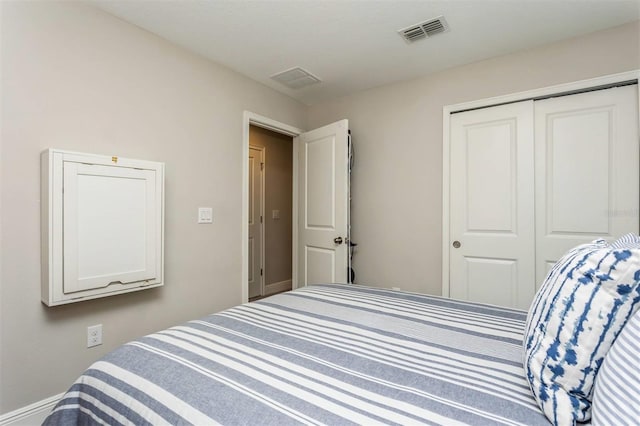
270 67 321 89
398 16 449 43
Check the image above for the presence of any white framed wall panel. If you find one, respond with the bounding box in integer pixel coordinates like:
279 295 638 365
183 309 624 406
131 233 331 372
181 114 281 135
41 149 164 306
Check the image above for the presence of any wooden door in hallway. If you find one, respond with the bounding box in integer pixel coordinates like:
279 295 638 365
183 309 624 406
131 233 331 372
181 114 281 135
248 145 264 299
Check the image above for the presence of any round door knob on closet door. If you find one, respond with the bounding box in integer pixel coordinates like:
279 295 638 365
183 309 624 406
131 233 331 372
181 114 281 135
452 241 461 248
334 236 344 245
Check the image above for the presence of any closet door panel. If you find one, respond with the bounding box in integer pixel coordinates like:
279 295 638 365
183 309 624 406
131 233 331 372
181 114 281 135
450 101 535 310
547 111 610 233
465 124 515 232
535 85 639 286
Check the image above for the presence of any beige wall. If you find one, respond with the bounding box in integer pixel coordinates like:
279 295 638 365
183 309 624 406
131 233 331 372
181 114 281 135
308 21 640 295
249 126 293 288
0 1 306 414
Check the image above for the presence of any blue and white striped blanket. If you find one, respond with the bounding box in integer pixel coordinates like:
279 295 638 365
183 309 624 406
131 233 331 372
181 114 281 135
44 284 548 425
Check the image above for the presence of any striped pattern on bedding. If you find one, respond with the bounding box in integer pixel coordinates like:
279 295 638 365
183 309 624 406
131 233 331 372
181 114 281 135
592 310 640 425
44 284 548 425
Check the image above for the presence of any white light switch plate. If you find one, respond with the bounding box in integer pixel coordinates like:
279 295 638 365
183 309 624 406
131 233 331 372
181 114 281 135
198 207 213 224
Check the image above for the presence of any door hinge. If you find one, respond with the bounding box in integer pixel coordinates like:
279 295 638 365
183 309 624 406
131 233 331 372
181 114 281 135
260 162 264 171
260 215 263 223
260 268 263 276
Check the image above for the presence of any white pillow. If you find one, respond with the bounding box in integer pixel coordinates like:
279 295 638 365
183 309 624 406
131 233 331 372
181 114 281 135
592 310 640 425
523 235 640 425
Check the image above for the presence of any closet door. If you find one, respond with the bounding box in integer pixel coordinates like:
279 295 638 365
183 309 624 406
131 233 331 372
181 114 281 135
534 85 639 286
450 101 536 309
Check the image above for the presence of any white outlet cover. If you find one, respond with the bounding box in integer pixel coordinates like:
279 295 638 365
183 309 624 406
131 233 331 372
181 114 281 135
198 207 213 224
87 324 103 348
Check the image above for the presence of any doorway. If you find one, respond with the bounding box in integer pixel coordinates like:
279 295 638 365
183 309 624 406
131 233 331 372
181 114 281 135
241 112 351 303
241 112 303 303
248 126 294 299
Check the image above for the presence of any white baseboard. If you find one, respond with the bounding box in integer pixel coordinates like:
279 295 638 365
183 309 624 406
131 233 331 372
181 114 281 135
265 279 292 296
0 393 62 426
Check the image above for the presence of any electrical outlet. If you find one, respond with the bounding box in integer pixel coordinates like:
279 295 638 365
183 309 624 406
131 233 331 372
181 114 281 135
87 324 103 348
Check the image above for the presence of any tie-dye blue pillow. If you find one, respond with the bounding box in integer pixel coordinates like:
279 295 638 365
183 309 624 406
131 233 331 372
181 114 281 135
523 234 640 425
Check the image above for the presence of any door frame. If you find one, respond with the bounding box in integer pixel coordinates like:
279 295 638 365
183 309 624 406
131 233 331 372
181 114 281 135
242 111 303 303
442 70 640 298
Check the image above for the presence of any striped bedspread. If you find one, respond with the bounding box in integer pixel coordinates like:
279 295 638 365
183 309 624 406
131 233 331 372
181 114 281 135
44 284 549 425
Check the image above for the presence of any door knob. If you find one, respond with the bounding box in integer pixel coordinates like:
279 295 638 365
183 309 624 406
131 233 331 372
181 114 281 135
452 240 461 248
334 236 344 245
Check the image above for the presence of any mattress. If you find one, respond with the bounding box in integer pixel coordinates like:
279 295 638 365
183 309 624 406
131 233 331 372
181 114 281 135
44 284 549 425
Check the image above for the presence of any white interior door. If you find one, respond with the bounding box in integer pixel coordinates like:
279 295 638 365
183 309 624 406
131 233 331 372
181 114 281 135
248 146 264 298
296 119 349 286
534 85 639 286
450 101 536 309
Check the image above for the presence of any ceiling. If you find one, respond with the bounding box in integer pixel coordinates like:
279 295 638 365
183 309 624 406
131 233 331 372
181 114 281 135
89 0 640 105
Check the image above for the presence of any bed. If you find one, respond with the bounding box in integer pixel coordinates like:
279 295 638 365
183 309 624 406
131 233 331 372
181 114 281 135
44 284 550 425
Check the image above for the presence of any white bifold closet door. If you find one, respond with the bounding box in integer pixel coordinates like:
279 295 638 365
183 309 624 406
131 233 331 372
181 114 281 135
534 86 639 285
450 101 536 309
450 85 639 310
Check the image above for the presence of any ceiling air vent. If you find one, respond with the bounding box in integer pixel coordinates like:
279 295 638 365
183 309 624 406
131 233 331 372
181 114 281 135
270 67 321 90
398 16 449 43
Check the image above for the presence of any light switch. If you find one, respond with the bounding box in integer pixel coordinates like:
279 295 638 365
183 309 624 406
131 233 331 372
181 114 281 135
198 207 213 224
272 209 280 220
